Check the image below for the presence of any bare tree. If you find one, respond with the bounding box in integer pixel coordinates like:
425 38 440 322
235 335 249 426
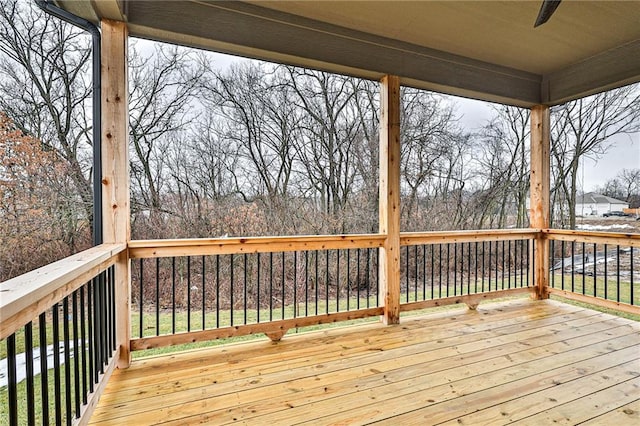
203 63 302 233
473 106 530 228
595 168 640 208
284 67 363 232
0 0 93 250
551 84 640 228
128 43 208 229
400 89 467 229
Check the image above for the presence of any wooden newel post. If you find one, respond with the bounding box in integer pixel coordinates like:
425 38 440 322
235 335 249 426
530 105 550 300
101 19 131 368
379 75 401 325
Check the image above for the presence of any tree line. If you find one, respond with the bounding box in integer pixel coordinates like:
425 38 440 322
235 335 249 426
1 0 639 281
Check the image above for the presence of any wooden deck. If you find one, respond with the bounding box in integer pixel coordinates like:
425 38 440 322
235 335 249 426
89 299 640 425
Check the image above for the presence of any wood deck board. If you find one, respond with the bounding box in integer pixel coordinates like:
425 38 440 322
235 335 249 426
89 299 640 425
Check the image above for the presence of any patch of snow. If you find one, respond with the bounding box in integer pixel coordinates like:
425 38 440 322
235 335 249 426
576 224 634 231
0 342 78 387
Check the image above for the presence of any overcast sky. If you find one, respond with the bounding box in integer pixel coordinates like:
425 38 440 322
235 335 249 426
455 97 640 193
138 40 639 195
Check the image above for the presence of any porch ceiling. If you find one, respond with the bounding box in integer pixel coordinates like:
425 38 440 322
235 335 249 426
56 0 640 107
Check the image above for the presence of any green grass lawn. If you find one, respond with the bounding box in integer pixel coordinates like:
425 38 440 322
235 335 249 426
550 273 639 305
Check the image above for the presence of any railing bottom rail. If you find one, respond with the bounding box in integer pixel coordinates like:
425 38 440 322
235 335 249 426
130 307 384 350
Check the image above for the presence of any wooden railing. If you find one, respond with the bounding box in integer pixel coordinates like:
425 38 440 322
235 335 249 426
127 234 385 349
399 229 538 311
545 229 640 315
2 229 639 424
0 243 126 426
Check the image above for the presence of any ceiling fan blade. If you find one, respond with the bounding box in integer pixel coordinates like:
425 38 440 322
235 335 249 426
534 0 562 27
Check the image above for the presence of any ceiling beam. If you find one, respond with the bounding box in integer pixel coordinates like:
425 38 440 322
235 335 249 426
543 39 640 105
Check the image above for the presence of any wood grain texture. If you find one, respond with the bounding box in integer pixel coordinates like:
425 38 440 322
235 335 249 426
128 234 385 259
530 105 550 300
0 244 124 339
379 75 401 325
545 229 640 248
101 19 131 367
88 299 640 425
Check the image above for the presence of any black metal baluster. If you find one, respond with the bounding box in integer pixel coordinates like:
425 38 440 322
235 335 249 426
414 245 419 301
335 250 339 312
630 247 634 305
94 274 103 377
110 267 116 353
547 239 551 288
474 242 478 293
439 244 443 298
453 243 457 296
356 249 361 309
571 242 575 293
79 286 87 405
244 253 248 325
481 242 485 292
527 240 531 287
375 249 380 307
72 291 81 418
304 251 309 316
496 240 500 291
202 256 206 330
404 246 409 302
171 257 176 334
39 313 50 425
87 280 94 393
63 297 73 424
138 260 143 339
582 242 586 294
488 241 492 291
270 252 274 321
230 254 234 327
25 322 35 425
216 256 220 328
592 243 597 298
102 273 108 366
346 249 350 310
52 303 62 425
366 248 371 307
294 251 298 317
603 244 608 300
617 245 621 302
446 244 450 297
155 257 160 336
187 256 192 331
7 333 18 426
325 250 330 314
257 253 261 323
515 239 520 288
467 243 471 295
561 240 565 290
501 240 506 290
508 240 512 289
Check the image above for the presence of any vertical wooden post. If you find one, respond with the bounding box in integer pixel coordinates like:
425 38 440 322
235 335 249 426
530 105 550 300
101 19 131 367
379 75 401 325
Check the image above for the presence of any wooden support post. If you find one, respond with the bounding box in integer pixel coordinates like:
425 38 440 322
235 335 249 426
530 105 550 300
379 75 401 325
101 19 131 368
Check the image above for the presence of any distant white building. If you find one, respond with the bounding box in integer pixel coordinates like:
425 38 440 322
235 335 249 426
575 192 629 216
